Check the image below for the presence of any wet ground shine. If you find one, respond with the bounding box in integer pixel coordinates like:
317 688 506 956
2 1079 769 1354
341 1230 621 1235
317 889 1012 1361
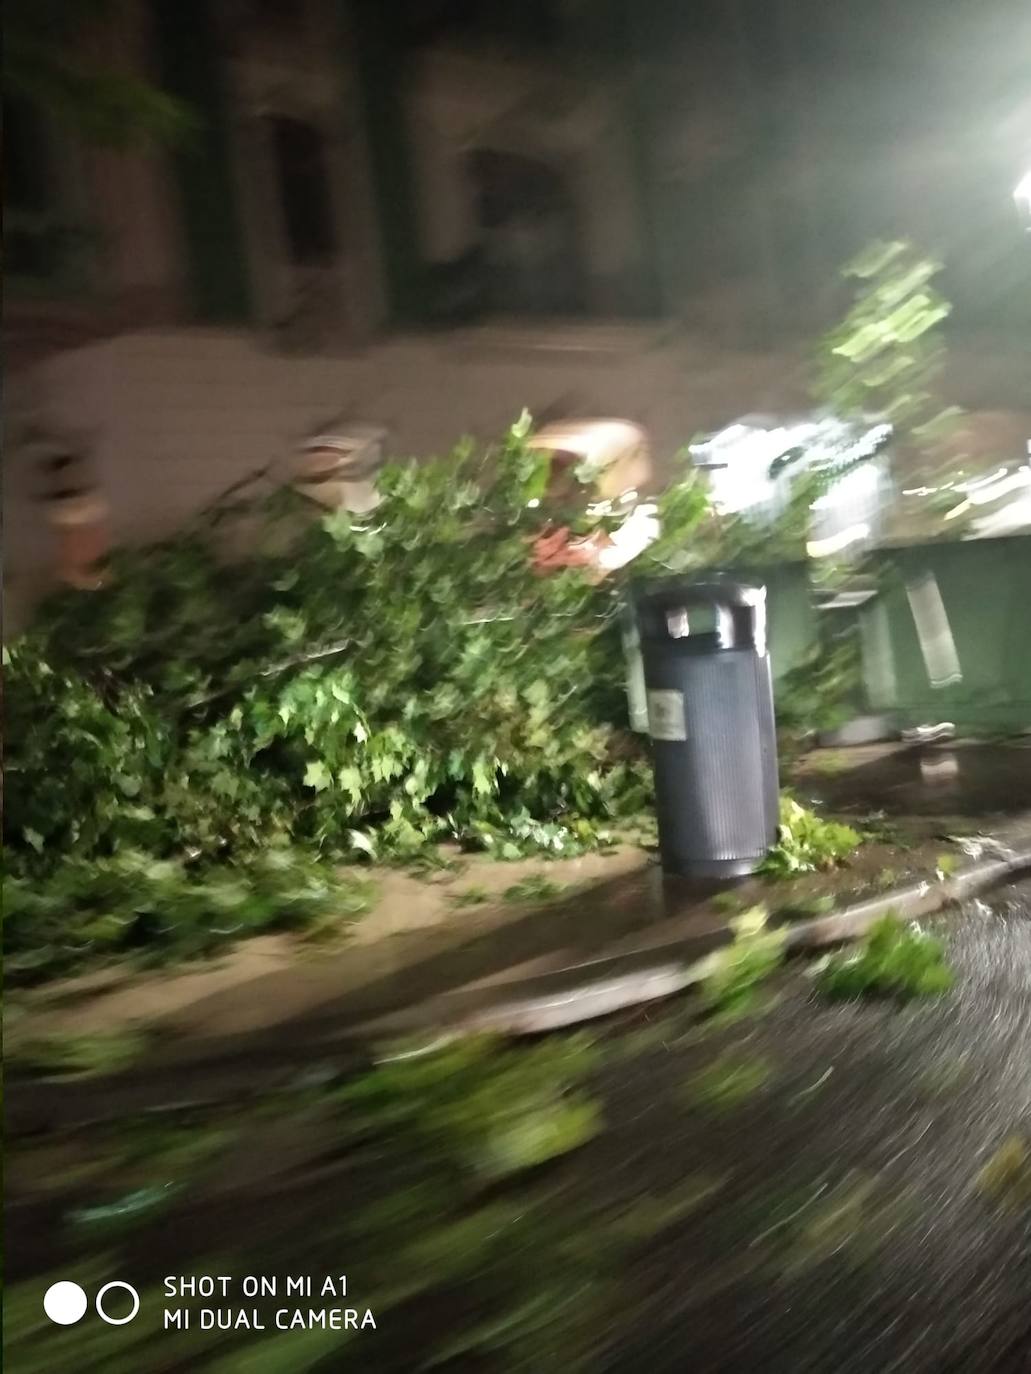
7 877 1031 1372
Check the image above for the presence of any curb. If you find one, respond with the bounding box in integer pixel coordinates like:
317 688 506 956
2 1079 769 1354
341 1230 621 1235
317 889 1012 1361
9 843 1031 1133
438 843 1031 1036
781 850 1031 953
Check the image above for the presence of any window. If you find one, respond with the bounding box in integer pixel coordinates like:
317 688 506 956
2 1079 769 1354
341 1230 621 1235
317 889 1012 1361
468 149 583 314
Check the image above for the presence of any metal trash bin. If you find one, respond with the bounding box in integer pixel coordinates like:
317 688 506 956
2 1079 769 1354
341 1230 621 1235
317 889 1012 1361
634 576 779 878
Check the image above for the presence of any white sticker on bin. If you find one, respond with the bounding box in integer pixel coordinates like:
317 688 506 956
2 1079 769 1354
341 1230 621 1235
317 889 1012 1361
647 689 687 742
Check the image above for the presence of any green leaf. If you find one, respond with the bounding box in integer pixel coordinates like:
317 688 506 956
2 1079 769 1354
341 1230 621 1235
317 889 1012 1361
511 408 533 440
471 756 495 796
815 914 953 1001
302 760 332 792
338 766 363 802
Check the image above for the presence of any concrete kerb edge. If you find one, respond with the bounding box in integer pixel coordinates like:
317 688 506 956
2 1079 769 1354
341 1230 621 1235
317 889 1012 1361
437 845 1031 1037
10 845 1030 1134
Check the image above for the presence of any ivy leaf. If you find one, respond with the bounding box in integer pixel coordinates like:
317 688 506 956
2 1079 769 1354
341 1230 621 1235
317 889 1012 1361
338 766 363 803
511 408 533 440
303 761 332 792
211 770 239 799
472 757 495 796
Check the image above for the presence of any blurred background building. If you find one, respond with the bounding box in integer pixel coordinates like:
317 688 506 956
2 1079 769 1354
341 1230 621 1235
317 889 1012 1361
6 0 1030 620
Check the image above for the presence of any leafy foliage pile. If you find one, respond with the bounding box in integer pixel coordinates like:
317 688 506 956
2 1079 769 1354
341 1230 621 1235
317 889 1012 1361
698 906 786 1019
815 241 952 430
303 1036 642 1370
335 1034 602 1182
686 1053 773 1113
813 239 965 520
814 914 954 1001
976 1135 1031 1210
6 414 876 979
772 633 863 752
9 423 704 890
8 1034 705 1373
6 1028 153 1080
761 797 861 878
4 846 375 986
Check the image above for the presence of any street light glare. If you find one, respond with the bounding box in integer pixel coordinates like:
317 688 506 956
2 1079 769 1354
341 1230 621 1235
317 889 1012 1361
1014 168 1031 207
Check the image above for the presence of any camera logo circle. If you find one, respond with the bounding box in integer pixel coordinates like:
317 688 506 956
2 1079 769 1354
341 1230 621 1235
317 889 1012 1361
96 1281 141 1325
43 1282 88 1326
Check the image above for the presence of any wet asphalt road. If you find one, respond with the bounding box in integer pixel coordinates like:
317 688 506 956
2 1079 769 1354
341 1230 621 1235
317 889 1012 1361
598 877 1031 1373
6 879 1030 1373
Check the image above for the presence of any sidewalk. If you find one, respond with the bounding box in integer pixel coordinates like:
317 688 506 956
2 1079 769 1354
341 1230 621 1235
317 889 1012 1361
9 764 1031 1130
13 743 1031 1054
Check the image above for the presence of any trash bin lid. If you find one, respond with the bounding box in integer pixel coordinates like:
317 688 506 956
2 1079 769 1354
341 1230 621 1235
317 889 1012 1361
632 574 766 608
632 575 767 653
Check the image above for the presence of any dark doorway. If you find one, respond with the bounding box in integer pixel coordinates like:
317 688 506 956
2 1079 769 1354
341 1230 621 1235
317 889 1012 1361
264 115 338 266
4 97 62 280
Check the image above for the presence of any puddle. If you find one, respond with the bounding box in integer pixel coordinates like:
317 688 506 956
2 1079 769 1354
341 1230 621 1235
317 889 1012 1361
798 743 1031 818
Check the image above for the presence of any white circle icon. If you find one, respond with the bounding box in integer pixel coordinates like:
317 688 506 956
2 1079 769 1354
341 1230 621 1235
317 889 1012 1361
43 1281 88 1325
96 1281 141 1325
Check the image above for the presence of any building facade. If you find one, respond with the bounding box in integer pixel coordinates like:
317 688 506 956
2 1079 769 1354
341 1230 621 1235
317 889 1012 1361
6 0 1029 624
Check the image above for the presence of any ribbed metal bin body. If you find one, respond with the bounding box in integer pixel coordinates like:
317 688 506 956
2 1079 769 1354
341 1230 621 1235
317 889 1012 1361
635 578 779 879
